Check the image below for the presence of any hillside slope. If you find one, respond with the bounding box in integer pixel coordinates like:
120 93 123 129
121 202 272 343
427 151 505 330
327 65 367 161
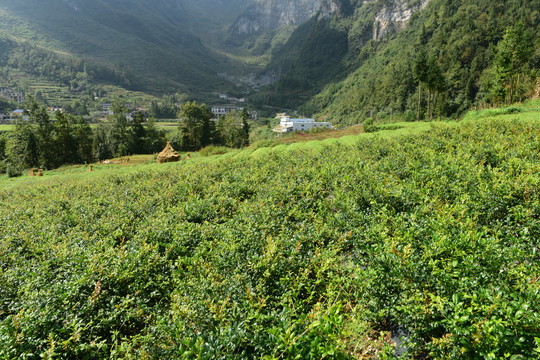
252 0 539 122
0 0 536 113
249 0 432 109
0 0 251 95
1 103 539 358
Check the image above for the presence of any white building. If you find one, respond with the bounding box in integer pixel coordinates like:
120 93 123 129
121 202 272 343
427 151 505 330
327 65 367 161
211 104 244 117
275 116 332 133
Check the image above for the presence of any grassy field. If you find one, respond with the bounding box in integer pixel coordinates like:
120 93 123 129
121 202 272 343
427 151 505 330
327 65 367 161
156 122 178 133
0 118 439 188
0 124 14 132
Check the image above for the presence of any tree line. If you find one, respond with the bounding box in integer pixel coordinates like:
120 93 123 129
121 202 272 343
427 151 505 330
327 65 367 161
412 22 536 121
0 98 167 177
0 99 251 177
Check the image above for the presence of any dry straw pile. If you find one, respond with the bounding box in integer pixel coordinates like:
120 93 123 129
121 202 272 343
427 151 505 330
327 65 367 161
157 142 181 164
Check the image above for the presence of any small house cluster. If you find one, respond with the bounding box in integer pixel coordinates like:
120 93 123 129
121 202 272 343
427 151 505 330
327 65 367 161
212 94 257 119
211 104 242 117
97 103 147 119
0 87 25 104
0 109 29 123
211 104 244 117
274 114 332 133
218 94 246 103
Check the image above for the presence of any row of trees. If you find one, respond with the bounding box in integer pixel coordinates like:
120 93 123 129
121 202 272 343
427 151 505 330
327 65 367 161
1 102 94 175
483 23 535 106
0 100 253 176
410 22 534 122
414 49 446 121
93 101 167 160
0 99 167 176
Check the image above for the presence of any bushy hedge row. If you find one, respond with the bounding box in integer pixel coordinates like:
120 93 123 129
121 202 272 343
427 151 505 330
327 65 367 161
0 118 539 359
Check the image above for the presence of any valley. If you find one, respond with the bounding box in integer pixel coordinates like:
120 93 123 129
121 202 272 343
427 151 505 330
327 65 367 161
0 0 537 121
0 0 539 358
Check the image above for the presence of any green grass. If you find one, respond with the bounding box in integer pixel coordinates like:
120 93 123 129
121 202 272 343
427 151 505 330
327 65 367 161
156 122 178 133
0 124 14 132
462 99 540 122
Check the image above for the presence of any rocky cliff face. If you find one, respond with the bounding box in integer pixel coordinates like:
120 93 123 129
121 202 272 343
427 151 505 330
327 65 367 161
372 0 431 40
252 0 434 100
232 0 327 35
317 0 347 20
233 0 430 37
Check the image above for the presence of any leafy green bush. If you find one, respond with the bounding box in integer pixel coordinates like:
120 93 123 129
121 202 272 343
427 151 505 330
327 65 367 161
5 163 22 177
404 110 416 122
0 159 7 175
200 145 233 157
363 118 379 133
0 117 539 358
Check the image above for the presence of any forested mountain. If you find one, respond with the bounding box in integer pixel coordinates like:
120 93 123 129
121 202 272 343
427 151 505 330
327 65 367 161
252 0 539 122
0 0 538 118
0 0 252 95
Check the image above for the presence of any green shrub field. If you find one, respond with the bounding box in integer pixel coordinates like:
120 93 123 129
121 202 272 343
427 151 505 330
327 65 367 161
0 106 539 358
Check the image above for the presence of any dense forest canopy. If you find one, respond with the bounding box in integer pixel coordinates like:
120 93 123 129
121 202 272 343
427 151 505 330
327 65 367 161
251 0 539 123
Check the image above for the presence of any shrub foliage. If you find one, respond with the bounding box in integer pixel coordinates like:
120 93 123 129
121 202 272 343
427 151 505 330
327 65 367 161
0 117 539 358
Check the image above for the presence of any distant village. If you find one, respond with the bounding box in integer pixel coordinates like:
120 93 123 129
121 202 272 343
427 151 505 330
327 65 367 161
0 87 26 122
0 89 333 132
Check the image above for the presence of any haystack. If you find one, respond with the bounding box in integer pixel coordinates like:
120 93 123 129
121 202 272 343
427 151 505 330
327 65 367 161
157 142 181 164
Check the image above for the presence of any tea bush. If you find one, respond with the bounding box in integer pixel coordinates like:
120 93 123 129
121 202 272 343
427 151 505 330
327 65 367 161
0 117 538 359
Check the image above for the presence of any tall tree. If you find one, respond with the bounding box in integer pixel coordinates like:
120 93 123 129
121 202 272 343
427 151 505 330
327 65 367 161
241 108 250 147
71 115 94 164
93 126 113 161
129 111 146 154
492 23 534 104
110 100 130 156
5 119 38 173
216 109 250 148
426 55 446 120
413 49 429 121
54 111 75 165
24 97 56 168
143 117 167 153
178 102 214 151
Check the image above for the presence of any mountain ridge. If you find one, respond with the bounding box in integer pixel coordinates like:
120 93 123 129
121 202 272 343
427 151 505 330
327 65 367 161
0 0 252 96
250 0 539 121
0 0 537 118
